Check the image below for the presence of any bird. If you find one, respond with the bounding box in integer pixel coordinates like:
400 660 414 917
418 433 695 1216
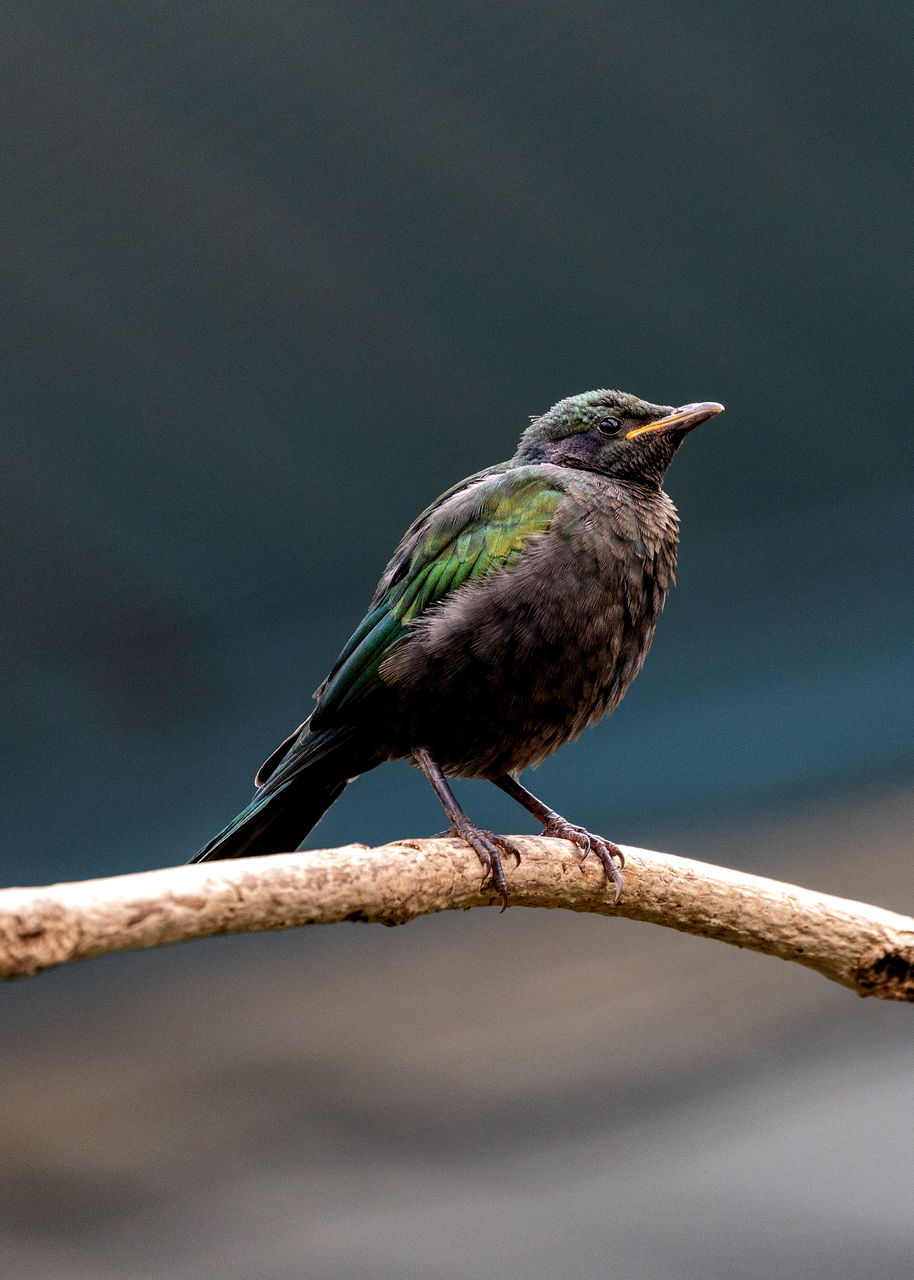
193 388 724 907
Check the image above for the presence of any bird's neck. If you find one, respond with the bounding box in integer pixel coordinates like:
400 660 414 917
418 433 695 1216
560 469 680 563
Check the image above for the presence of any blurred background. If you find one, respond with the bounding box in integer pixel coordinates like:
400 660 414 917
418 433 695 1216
2 2 912 1276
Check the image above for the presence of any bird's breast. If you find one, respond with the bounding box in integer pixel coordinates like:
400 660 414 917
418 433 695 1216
381 481 680 778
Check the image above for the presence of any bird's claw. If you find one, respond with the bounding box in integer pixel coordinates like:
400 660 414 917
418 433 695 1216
540 817 625 904
448 823 521 911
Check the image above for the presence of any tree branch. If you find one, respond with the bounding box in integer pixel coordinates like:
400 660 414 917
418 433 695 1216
2 837 913 998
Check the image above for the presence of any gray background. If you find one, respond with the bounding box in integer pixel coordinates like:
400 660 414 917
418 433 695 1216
2 2 912 1277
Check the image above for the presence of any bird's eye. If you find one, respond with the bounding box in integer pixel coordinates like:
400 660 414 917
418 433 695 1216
597 417 622 436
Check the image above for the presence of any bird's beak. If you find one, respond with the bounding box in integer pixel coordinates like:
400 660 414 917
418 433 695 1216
625 401 725 440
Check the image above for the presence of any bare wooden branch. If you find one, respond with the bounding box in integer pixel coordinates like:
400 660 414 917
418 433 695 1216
2 837 913 998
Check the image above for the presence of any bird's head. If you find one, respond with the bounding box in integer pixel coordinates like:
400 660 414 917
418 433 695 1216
514 389 724 486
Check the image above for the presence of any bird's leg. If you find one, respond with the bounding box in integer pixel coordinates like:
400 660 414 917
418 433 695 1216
493 774 625 904
414 748 522 910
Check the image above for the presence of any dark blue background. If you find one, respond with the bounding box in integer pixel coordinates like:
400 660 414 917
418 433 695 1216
3 0 912 884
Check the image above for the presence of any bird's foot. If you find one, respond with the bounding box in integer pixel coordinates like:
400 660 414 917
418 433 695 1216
540 817 625 904
448 823 522 912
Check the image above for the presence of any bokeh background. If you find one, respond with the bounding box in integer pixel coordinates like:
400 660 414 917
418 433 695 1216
2 2 913 1277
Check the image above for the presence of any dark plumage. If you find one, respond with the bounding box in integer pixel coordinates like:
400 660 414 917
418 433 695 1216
193 389 724 905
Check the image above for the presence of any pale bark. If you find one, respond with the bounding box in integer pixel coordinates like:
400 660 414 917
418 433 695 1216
2 837 913 999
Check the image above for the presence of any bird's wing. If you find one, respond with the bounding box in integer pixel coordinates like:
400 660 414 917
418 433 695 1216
310 468 564 727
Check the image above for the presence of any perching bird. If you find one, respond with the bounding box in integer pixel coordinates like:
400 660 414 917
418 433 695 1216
193 389 723 906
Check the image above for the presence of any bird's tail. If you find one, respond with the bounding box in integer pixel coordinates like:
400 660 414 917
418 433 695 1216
191 724 361 863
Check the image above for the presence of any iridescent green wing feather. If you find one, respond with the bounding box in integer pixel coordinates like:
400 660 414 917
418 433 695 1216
311 469 563 727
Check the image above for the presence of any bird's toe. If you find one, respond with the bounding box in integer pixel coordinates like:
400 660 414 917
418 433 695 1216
541 817 591 857
589 835 625 904
449 823 518 910
541 817 624 903
491 832 523 867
